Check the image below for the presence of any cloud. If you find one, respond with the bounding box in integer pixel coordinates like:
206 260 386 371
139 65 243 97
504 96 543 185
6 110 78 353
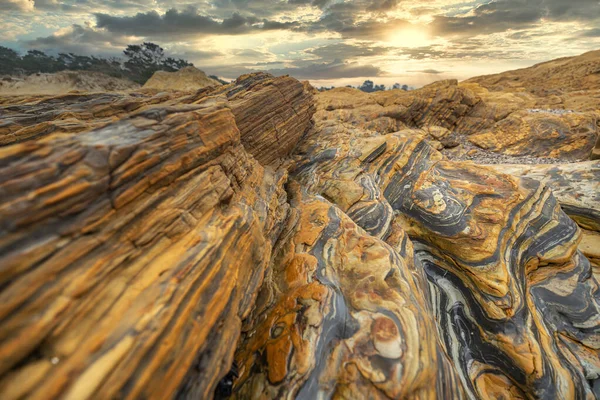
304 1 414 40
265 59 383 79
205 58 383 80
94 7 300 37
24 23 130 56
581 28 600 37
410 69 444 74
367 0 400 12
431 0 600 37
398 46 452 60
0 0 33 11
306 42 392 62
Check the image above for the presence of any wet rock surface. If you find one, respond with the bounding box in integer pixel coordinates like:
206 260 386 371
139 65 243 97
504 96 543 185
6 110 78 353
0 67 599 400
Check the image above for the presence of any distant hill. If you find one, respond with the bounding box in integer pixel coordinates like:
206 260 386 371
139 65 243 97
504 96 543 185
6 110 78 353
465 49 600 94
0 70 139 95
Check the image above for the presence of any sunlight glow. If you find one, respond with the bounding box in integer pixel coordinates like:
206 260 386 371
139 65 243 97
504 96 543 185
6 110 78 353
387 28 432 48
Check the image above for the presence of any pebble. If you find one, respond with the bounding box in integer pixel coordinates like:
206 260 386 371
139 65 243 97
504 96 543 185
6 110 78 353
527 108 579 115
440 131 572 165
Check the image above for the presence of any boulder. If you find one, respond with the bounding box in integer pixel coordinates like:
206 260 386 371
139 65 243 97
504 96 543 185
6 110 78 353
142 66 221 91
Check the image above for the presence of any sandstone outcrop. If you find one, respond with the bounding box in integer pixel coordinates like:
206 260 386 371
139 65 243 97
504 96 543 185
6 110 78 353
143 66 221 91
0 64 599 399
0 71 139 96
465 50 600 99
316 52 600 162
0 73 312 399
0 73 314 166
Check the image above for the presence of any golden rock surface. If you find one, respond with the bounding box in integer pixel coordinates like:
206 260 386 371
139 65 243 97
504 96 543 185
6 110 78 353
317 50 600 161
0 67 599 400
484 161 600 268
142 66 222 91
0 73 311 399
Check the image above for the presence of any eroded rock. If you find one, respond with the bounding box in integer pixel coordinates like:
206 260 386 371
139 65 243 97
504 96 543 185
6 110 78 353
0 68 598 400
0 74 311 399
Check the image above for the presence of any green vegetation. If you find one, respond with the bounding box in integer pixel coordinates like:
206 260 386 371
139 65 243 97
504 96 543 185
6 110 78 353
0 42 192 84
319 81 412 92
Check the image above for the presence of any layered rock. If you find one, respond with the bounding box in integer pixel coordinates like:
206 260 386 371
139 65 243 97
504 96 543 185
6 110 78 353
142 66 221 91
251 113 599 398
465 50 600 104
0 67 599 400
0 73 312 399
484 161 600 268
0 73 314 167
233 185 464 399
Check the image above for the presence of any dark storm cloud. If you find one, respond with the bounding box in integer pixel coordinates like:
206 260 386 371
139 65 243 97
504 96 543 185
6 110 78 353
367 0 400 12
205 0 329 19
95 8 300 37
294 0 411 40
431 0 600 37
91 0 412 41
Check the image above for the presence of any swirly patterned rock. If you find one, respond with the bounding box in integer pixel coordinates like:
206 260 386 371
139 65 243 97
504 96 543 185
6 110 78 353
233 185 464 399
1 67 599 400
280 113 600 398
484 161 600 269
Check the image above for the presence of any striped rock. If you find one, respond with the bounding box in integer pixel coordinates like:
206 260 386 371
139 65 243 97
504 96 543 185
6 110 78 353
1 70 598 400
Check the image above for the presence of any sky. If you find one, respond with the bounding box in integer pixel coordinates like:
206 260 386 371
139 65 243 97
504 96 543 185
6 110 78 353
1 0 600 88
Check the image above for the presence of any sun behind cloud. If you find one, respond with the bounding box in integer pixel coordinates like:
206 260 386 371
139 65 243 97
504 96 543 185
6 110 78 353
386 26 432 48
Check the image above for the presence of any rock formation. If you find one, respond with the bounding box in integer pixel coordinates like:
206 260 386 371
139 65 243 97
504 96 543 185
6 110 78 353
142 66 221 91
0 71 139 96
0 59 599 399
484 161 600 269
465 49 600 100
0 73 312 399
316 78 599 163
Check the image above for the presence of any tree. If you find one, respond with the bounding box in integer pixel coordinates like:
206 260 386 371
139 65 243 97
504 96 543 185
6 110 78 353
0 42 193 85
0 46 22 75
124 42 165 66
123 42 193 83
358 80 386 93
402 84 408 91
359 80 374 92
20 50 64 74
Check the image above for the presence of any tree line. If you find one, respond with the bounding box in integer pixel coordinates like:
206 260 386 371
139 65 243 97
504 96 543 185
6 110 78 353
0 42 205 84
319 80 412 92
